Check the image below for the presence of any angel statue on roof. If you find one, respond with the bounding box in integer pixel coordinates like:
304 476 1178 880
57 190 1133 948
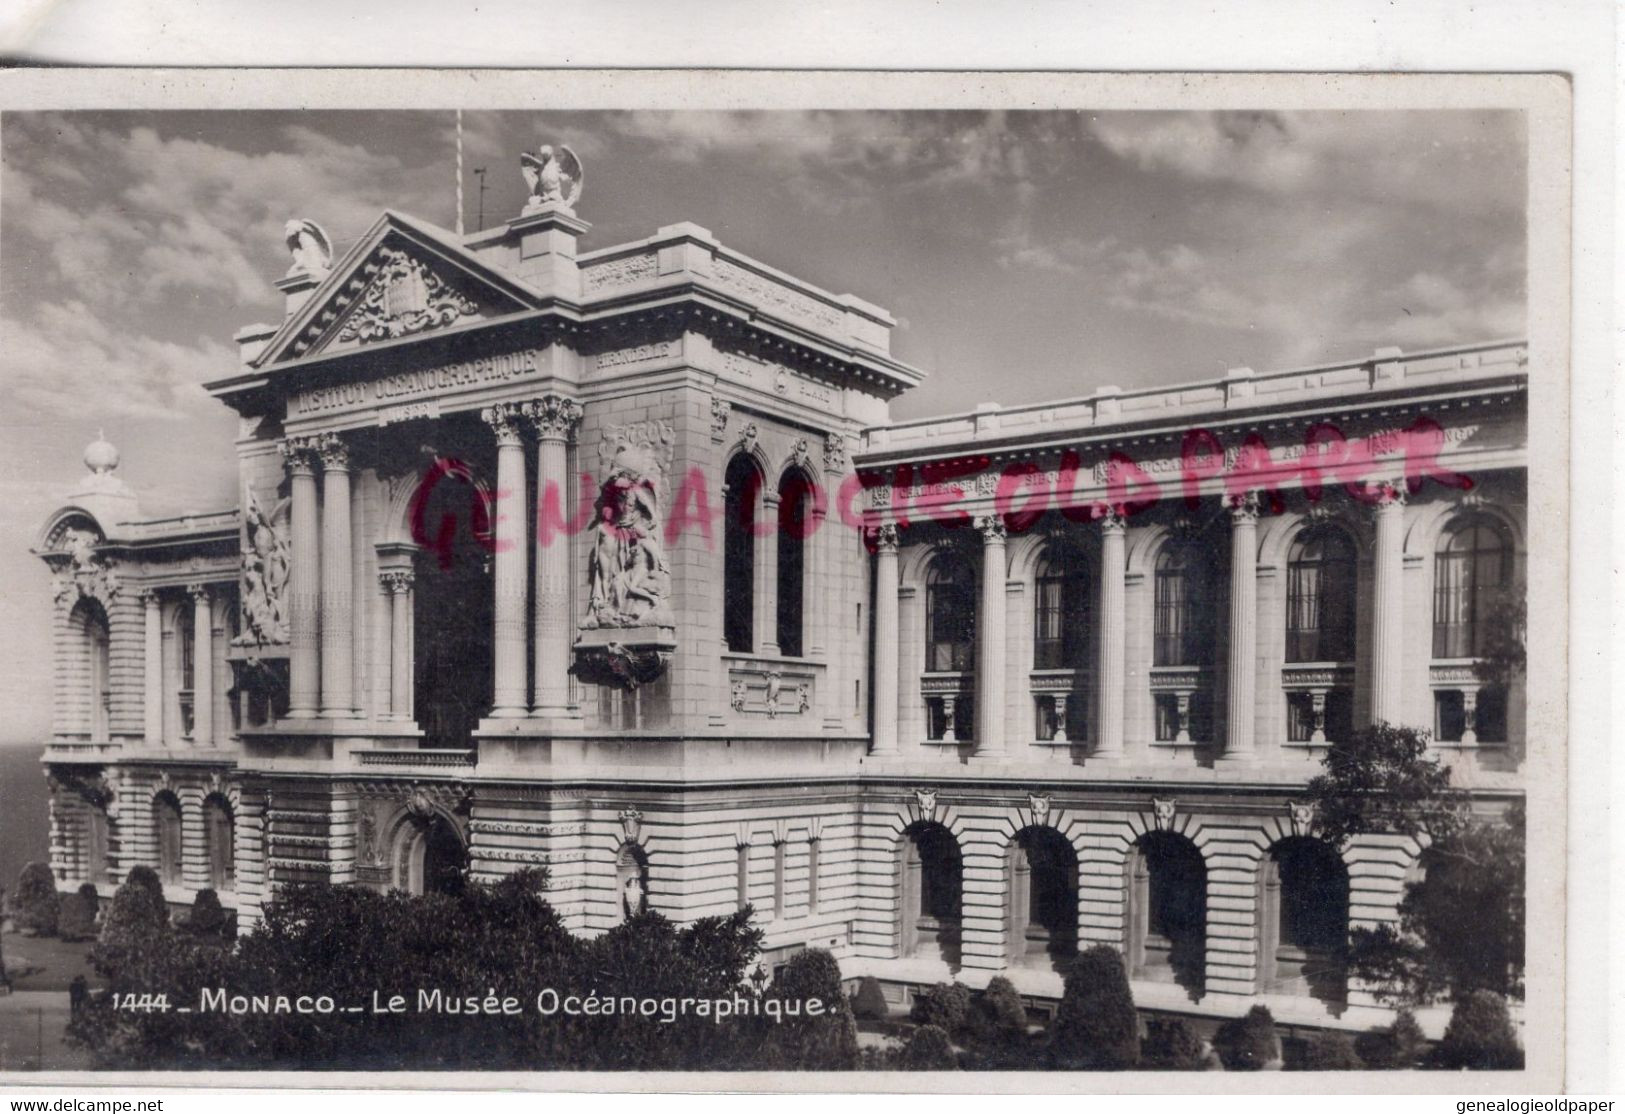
520 143 584 214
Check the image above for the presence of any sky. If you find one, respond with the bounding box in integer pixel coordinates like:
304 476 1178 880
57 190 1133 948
0 108 1527 742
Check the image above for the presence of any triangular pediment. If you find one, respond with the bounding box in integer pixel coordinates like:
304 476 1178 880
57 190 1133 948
255 211 543 368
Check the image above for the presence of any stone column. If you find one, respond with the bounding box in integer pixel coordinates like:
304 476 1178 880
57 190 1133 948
974 515 1007 756
483 403 530 718
529 396 583 717
756 489 782 656
281 441 321 718
382 569 414 719
142 589 163 744
1224 493 1259 759
1371 482 1407 725
317 435 354 718
1096 509 1127 757
189 584 213 747
870 525 900 755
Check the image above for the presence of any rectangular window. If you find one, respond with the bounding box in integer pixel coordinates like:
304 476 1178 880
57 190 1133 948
1153 572 1188 666
1435 690 1467 743
1285 561 1322 662
1476 686 1509 742
773 841 786 920
807 839 820 915
736 844 750 912
1286 693 1316 742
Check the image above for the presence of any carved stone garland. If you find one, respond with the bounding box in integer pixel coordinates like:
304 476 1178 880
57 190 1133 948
338 248 479 344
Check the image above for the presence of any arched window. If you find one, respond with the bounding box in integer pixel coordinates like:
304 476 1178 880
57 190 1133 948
925 553 977 673
1127 832 1206 996
1433 518 1512 659
616 842 650 922
776 469 816 657
1153 540 1216 667
71 600 111 742
1286 526 1358 662
1259 838 1348 1003
174 606 196 738
723 454 762 653
85 806 110 884
1033 544 1089 670
900 822 962 965
153 792 183 886
1009 828 1079 968
203 795 235 891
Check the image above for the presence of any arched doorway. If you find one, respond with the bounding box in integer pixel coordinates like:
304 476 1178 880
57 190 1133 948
900 821 962 966
1009 827 1079 969
394 813 468 896
409 452 495 747
1127 831 1207 996
1259 837 1348 1005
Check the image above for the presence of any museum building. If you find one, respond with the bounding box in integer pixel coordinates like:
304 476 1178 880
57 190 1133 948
34 150 1528 1033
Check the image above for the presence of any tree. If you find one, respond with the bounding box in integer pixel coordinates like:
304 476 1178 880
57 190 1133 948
900 1024 956 1070
1433 990 1522 1070
1213 1006 1281 1071
14 862 60 937
57 892 97 942
1306 723 1467 846
187 889 227 937
1048 945 1140 1070
1308 723 1524 1006
1141 1019 1207 1071
1356 1009 1428 1070
909 982 971 1037
850 975 890 1021
762 949 858 1070
1299 1031 1363 1071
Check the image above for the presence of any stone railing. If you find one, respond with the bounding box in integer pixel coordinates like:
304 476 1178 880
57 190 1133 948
354 748 477 769
1030 669 1089 744
1149 665 1214 745
920 673 974 744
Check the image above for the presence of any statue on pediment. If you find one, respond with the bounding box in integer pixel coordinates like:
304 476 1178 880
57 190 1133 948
520 144 584 213
284 219 333 278
238 488 290 646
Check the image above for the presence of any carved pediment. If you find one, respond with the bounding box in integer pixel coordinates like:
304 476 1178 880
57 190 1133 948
256 215 540 367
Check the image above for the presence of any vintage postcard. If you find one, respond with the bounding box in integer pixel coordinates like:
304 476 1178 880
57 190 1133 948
0 70 1569 1091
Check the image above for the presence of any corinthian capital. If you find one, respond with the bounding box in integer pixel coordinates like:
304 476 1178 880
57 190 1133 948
313 433 350 471
278 436 322 475
870 522 899 553
481 401 527 446
1228 490 1261 524
974 514 1007 543
526 395 584 443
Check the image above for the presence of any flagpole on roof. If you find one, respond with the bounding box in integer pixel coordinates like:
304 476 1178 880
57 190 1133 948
455 109 465 238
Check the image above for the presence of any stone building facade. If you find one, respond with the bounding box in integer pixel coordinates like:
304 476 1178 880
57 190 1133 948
35 160 1527 1036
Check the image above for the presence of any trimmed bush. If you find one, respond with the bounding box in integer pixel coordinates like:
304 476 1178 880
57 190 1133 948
188 889 226 937
14 862 60 937
76 883 100 918
92 869 172 976
124 866 164 906
1214 1005 1282 1071
1434 991 1523 1070
765 948 859 1070
850 975 890 1021
57 892 97 942
910 982 972 1036
1357 1009 1429 1070
1049 945 1140 1070
978 976 1028 1039
1300 1031 1363 1071
1142 1018 1207 1071
901 1024 957 1070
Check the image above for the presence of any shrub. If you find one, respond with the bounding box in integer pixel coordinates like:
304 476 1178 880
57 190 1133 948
977 976 1028 1040
1049 945 1140 1070
77 882 99 908
1300 1031 1363 1070
1214 1006 1281 1071
123 867 164 908
92 870 172 977
57 892 97 942
188 889 226 937
1356 1009 1429 1069
1142 1018 1207 1070
14 862 60 937
1434 991 1523 1070
764 948 859 1070
910 982 972 1036
901 1024 957 1070
850 975 890 1021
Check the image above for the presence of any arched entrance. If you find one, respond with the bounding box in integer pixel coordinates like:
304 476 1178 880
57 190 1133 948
1259 836 1348 1005
394 812 468 896
899 821 962 966
1009 827 1079 969
1127 831 1206 996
